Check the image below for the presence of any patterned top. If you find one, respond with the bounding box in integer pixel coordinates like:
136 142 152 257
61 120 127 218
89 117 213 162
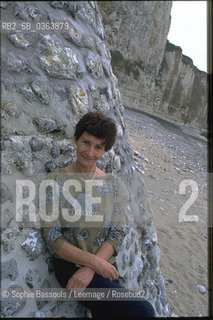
41 168 127 264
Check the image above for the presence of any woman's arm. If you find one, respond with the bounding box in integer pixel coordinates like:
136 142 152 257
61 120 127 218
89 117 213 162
65 241 118 290
56 241 119 281
95 241 115 260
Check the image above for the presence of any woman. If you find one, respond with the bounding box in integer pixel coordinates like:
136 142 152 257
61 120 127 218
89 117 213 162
42 112 155 318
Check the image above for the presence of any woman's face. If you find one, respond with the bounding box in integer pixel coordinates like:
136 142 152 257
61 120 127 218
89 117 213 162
74 131 106 169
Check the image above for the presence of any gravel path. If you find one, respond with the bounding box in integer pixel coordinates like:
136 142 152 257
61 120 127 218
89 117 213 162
124 107 208 317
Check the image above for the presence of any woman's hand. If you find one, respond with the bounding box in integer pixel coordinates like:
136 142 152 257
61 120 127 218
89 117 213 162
93 256 119 281
66 266 95 291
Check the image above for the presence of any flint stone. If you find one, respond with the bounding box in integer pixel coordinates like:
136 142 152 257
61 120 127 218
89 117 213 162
10 136 25 151
6 52 34 73
45 161 58 173
86 53 103 78
61 144 75 156
82 35 94 48
129 249 135 267
1 259 18 281
49 1 65 9
129 265 138 280
21 231 46 260
30 80 51 105
1 209 14 230
20 84 36 101
15 152 42 176
167 279 173 284
134 242 139 255
67 87 89 115
29 137 43 152
50 140 60 158
113 155 121 171
0 183 13 203
25 268 42 288
8 33 32 48
62 23 82 46
146 244 160 265
135 257 143 273
76 4 96 28
50 1 77 17
1 285 26 317
122 252 129 270
145 278 153 287
1 101 18 119
97 86 112 101
125 237 131 250
15 151 32 171
196 285 206 294
14 2 45 20
33 117 64 133
17 206 41 230
36 279 51 310
39 34 79 80
2 227 20 253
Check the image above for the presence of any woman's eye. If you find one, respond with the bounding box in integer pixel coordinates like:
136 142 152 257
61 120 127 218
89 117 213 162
96 146 104 150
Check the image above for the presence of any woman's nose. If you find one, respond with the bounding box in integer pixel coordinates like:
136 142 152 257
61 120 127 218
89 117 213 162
86 146 94 157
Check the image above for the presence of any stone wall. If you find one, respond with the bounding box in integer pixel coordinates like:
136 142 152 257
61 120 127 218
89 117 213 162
98 1 207 129
1 1 170 317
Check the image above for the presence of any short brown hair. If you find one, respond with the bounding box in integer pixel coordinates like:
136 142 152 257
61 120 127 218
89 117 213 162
74 112 117 151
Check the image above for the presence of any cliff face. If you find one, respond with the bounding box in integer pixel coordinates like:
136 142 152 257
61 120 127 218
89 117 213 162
154 41 207 128
1 1 170 318
98 1 207 129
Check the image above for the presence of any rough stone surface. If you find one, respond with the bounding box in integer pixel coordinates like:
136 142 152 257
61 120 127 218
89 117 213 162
1 208 14 230
1 1 170 317
1 258 19 281
1 285 27 317
25 268 43 288
2 227 20 253
0 182 13 203
36 279 51 310
8 33 33 48
29 137 44 152
50 140 61 158
21 232 46 260
33 118 64 133
39 34 80 80
30 80 51 105
99 1 207 129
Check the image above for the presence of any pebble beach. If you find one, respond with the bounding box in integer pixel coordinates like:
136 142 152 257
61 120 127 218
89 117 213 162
124 107 208 317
